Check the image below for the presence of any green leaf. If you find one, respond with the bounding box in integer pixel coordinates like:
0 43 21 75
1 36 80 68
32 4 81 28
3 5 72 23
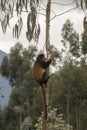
26 31 33 42
37 24 40 36
27 13 31 30
16 2 19 16
36 0 39 7
13 17 23 39
81 0 83 9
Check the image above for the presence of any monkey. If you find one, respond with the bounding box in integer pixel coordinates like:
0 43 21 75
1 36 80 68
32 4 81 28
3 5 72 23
32 54 52 120
32 53 52 87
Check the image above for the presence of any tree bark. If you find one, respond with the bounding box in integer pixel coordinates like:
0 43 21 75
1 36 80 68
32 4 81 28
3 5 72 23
42 85 48 130
76 105 79 130
67 84 70 130
42 0 51 130
45 0 51 58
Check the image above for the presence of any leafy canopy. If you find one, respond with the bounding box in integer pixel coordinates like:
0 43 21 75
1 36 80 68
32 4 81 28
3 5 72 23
0 0 40 42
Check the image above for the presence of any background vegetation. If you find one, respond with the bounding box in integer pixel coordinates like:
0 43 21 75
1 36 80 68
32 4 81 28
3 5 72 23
0 19 87 130
0 0 87 130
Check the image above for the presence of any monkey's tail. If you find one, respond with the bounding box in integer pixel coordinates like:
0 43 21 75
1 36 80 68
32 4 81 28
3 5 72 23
41 84 47 120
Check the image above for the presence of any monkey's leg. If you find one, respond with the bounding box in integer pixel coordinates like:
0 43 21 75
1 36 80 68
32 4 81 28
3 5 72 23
43 71 50 87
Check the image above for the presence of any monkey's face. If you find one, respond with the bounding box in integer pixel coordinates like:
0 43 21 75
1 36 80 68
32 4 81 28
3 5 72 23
36 54 45 62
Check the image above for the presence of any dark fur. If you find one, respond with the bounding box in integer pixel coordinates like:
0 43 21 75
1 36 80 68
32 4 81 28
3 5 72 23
33 54 51 86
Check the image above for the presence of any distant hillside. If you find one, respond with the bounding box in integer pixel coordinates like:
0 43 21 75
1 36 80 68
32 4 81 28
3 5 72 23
0 50 11 107
0 50 8 64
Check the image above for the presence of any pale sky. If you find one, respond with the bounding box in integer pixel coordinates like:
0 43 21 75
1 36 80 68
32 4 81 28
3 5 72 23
0 0 85 53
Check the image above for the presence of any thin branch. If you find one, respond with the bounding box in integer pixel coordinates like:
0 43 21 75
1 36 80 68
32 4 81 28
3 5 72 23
38 7 56 18
50 6 78 21
51 1 75 6
0 19 3 22
0 6 79 22
81 6 87 18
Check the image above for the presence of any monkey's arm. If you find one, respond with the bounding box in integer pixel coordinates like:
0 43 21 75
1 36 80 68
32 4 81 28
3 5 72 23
39 59 52 69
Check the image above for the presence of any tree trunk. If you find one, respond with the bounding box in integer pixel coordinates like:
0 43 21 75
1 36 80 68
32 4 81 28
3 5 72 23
42 85 48 130
76 105 79 130
42 0 51 130
67 84 70 130
45 0 51 57
20 107 22 130
78 107 81 130
76 104 81 130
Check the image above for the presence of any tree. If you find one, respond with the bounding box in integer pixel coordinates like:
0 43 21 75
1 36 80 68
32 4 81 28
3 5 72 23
0 1 87 130
61 21 80 126
0 106 5 130
0 42 37 86
0 42 39 127
81 16 87 55
53 61 87 130
61 19 80 58
60 19 87 130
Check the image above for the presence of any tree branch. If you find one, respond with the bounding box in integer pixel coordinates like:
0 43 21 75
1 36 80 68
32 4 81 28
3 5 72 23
50 6 78 21
51 1 75 6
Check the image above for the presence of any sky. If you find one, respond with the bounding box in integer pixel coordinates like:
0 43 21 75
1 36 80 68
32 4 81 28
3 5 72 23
0 0 85 53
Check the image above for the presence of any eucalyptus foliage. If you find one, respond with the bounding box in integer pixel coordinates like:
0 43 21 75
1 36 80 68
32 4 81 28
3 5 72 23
0 0 40 42
0 0 87 43
81 16 87 54
61 19 80 58
21 116 34 130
